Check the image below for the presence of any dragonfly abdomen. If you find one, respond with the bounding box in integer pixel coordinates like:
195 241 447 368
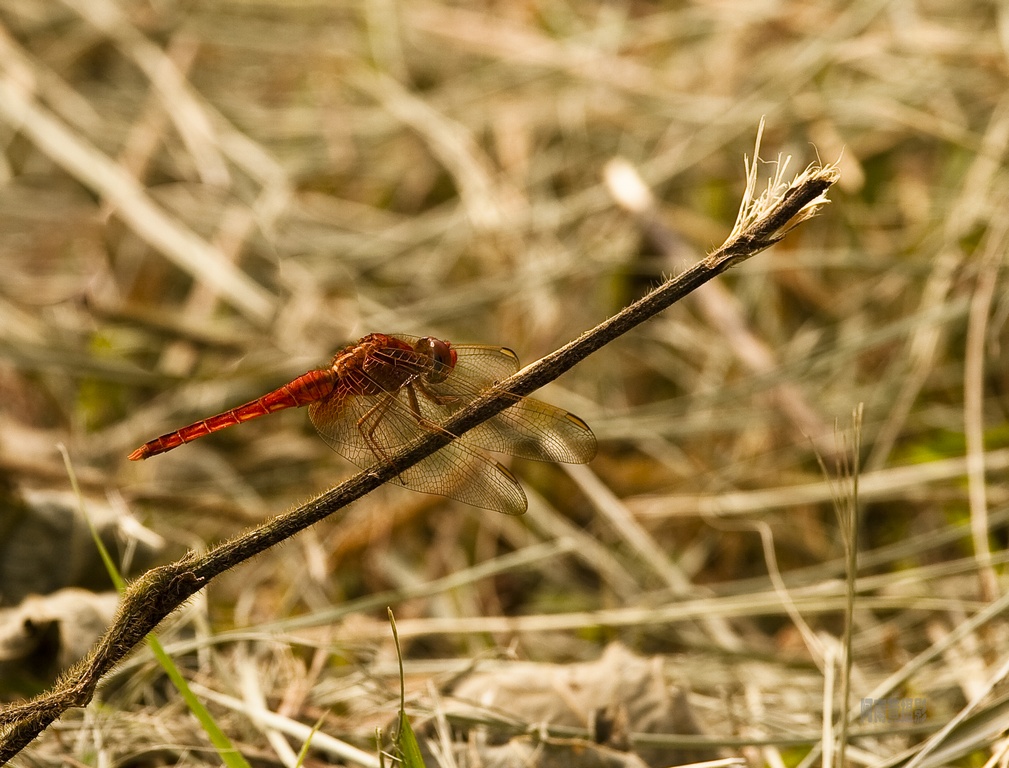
128 368 337 460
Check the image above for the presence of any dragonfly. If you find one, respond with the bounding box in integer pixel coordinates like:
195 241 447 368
129 333 596 515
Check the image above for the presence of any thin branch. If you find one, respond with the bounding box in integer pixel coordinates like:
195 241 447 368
0 156 838 762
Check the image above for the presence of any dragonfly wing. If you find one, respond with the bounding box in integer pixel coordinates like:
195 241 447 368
309 388 425 465
416 342 596 463
399 442 527 515
450 344 521 384
308 388 527 515
464 397 598 463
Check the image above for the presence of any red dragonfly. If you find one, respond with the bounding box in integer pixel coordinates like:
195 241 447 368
129 333 596 515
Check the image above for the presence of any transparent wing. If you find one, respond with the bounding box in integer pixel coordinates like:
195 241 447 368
395 337 597 464
464 399 597 463
309 388 527 515
308 388 424 465
398 442 527 516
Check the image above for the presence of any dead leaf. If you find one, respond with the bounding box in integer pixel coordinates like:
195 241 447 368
0 588 119 694
440 642 716 768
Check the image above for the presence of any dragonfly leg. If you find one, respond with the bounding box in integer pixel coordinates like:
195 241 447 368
415 379 460 407
405 384 457 437
356 388 451 467
353 384 460 490
357 393 398 466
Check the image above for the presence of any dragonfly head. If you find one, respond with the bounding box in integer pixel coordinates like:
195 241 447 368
416 337 457 383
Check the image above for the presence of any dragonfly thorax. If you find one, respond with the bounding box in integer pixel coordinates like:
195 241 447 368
329 333 457 396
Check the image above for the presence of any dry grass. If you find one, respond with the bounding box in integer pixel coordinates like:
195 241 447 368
1 1 1008 766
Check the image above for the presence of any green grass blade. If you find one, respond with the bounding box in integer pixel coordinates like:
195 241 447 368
388 608 428 768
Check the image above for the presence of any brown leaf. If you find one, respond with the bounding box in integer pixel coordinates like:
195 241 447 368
443 642 715 768
0 588 119 694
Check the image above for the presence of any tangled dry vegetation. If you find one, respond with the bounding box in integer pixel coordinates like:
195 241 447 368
1 1 1008 767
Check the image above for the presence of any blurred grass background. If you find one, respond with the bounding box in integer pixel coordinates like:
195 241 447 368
2 0 1009 765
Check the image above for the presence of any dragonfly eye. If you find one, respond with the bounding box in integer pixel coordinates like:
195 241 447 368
417 337 457 383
